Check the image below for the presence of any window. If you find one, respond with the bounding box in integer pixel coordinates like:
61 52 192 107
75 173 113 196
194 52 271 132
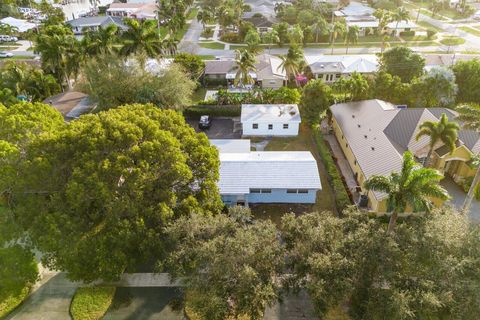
250 189 271 194
336 74 341 78
298 189 308 194
287 189 297 194
287 189 308 194
318 74 323 79
261 189 271 193
283 124 289 129
268 124 273 130
268 80 276 84
250 189 261 193
252 123 258 129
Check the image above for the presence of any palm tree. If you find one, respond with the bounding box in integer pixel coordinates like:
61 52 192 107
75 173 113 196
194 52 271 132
345 25 359 54
162 37 178 55
279 45 303 83
82 24 118 57
455 104 480 212
392 7 409 37
121 19 163 58
233 49 256 87
416 113 460 167
197 10 213 30
312 17 328 43
330 21 346 54
365 151 449 234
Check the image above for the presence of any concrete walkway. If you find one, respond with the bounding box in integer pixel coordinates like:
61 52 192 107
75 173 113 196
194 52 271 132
441 177 480 223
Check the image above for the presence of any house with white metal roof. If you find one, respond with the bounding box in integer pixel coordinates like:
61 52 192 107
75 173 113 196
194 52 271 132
305 55 379 83
241 104 301 136
211 140 321 206
66 16 127 34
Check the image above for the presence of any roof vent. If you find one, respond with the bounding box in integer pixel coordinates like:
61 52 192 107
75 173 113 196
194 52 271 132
352 114 355 118
364 135 368 139
320 64 324 68
357 124 361 128
371 147 375 151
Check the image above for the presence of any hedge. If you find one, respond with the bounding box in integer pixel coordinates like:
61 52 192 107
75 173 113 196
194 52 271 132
183 105 241 119
312 127 351 213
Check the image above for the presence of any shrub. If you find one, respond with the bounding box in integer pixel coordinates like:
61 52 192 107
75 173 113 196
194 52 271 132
70 287 116 320
312 127 351 212
203 78 228 87
183 105 241 118
399 30 415 37
201 27 214 39
220 32 242 43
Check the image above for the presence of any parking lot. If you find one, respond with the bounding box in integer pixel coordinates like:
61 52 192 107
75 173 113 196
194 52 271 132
187 117 241 139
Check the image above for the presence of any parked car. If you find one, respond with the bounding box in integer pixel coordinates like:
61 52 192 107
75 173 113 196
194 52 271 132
0 35 17 42
0 51 13 58
198 115 211 129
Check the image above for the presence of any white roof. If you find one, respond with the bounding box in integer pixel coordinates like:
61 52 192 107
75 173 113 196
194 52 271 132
218 151 322 194
241 104 301 123
305 55 379 74
340 2 375 16
0 17 37 32
387 21 418 29
211 139 251 153
347 20 379 28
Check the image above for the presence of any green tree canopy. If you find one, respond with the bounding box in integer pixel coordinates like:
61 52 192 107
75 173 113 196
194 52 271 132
379 46 425 83
81 54 196 110
412 66 457 107
370 70 411 105
4 104 222 282
300 79 333 125
452 59 480 103
173 53 206 81
165 207 285 320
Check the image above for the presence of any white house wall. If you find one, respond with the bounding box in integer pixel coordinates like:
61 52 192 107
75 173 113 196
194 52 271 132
242 121 300 136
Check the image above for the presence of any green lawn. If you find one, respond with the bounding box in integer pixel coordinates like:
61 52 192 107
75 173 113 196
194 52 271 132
0 287 30 318
459 26 480 37
187 7 198 20
191 88 207 103
229 44 247 50
197 55 216 60
416 20 444 32
440 36 465 45
199 42 225 49
70 287 116 320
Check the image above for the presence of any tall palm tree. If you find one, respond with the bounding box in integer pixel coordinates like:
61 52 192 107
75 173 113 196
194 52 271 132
197 9 213 30
121 19 163 58
162 36 178 55
312 17 328 43
279 45 303 83
365 151 449 234
392 7 409 37
82 24 118 57
330 21 346 54
345 25 359 54
416 113 460 167
233 49 256 87
455 104 480 212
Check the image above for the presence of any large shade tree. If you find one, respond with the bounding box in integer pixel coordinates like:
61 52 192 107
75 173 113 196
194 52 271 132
364 151 449 234
379 46 425 83
3 104 223 282
300 79 332 125
455 103 480 212
415 113 460 167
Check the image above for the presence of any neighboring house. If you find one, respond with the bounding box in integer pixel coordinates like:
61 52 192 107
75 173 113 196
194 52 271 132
334 2 375 19
0 16 37 32
242 12 275 33
66 16 127 34
106 2 157 19
305 55 379 83
241 104 301 136
211 139 322 206
329 99 479 213
203 54 287 89
44 91 96 120
423 53 480 71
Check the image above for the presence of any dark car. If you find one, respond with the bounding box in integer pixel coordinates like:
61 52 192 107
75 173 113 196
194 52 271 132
198 115 211 129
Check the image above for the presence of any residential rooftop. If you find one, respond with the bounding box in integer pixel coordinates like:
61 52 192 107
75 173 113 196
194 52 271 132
241 104 301 123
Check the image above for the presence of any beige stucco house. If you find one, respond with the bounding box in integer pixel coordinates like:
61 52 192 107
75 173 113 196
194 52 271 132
330 100 479 213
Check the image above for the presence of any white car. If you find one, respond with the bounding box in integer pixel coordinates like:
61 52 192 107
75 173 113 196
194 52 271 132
0 52 13 58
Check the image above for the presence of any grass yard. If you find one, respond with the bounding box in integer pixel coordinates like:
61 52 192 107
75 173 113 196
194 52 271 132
191 88 207 103
250 125 336 224
440 36 465 45
459 26 480 37
197 54 216 60
0 287 30 318
229 44 248 49
70 287 116 320
199 42 225 49
416 20 444 32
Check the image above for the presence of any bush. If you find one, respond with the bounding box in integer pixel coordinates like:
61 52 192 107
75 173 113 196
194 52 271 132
201 27 214 39
0 287 30 318
399 30 415 37
183 105 241 118
203 77 228 87
70 287 116 320
220 32 242 43
312 128 351 212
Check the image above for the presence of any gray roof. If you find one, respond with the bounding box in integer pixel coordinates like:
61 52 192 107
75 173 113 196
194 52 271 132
66 16 127 30
331 100 480 200
204 60 236 75
218 151 322 194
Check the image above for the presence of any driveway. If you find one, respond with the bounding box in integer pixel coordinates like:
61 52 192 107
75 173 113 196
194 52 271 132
5 273 79 320
187 118 241 139
441 177 480 222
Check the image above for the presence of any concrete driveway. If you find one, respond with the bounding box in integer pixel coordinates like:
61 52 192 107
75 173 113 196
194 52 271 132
187 118 241 139
441 177 480 223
